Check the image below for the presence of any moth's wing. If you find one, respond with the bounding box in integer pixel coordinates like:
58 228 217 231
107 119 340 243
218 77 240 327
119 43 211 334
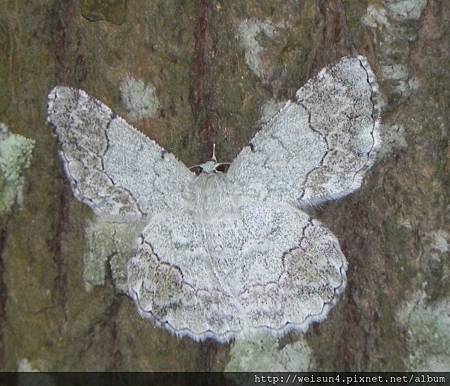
238 205 347 334
128 207 245 341
226 56 381 207
48 86 194 216
128 193 347 340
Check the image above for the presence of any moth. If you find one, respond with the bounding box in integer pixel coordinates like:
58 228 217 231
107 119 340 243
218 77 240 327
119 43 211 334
48 56 381 342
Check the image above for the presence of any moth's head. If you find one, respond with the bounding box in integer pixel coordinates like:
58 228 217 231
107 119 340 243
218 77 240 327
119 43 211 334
198 160 220 174
190 144 231 175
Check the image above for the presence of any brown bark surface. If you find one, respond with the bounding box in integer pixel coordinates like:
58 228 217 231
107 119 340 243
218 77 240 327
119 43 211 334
0 0 448 372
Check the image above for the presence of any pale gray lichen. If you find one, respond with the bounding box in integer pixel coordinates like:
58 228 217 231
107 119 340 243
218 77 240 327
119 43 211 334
421 229 450 287
384 0 428 21
398 291 450 371
362 1 426 98
120 76 160 120
225 335 314 372
17 358 39 372
48 56 381 342
17 358 56 386
237 19 278 79
0 123 34 215
397 230 450 370
381 63 409 81
364 0 427 26
381 64 419 96
362 5 390 28
84 218 146 292
379 124 408 158
427 230 449 255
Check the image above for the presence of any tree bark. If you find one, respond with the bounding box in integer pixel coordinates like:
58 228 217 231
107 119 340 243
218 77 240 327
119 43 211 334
0 0 448 372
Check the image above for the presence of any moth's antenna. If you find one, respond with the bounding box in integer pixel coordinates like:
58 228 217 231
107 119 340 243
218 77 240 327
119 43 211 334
211 143 217 162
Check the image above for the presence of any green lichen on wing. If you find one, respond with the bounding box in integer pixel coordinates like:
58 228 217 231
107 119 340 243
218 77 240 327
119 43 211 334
0 123 34 215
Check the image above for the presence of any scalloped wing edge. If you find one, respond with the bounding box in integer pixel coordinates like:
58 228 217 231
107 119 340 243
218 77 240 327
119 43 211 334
128 246 348 343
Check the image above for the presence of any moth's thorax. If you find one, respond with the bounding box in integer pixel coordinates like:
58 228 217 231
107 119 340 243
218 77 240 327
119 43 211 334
198 160 218 174
191 172 236 213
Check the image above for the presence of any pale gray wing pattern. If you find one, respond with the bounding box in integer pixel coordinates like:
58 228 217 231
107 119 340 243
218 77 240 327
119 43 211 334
127 174 347 341
226 56 381 208
48 86 194 216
